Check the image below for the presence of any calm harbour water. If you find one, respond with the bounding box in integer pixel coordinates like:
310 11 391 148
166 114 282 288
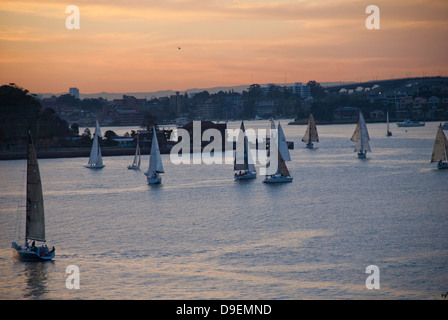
0 120 447 300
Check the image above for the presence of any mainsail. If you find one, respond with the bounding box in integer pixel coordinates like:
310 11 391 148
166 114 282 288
26 131 45 242
387 111 390 132
266 122 291 176
302 114 319 144
234 121 255 172
277 150 290 177
266 118 276 158
277 122 291 161
351 112 371 153
87 120 104 167
131 135 141 167
431 124 448 163
145 126 164 175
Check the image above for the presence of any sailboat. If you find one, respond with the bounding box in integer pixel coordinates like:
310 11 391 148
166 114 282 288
431 123 448 169
128 135 141 170
302 114 319 148
85 120 105 169
12 131 55 261
263 122 293 183
145 126 164 184
386 110 392 136
351 111 371 159
234 121 256 180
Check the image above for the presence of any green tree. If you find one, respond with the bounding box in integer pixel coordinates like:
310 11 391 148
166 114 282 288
104 130 118 146
80 98 105 112
56 94 80 106
307 80 326 100
71 123 79 136
0 84 72 148
141 114 158 130
104 130 117 140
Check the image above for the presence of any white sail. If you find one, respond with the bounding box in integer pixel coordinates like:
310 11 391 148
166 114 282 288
96 140 104 167
351 112 371 153
234 122 246 171
247 139 256 172
302 114 319 143
130 135 141 167
265 122 291 177
387 111 390 132
263 122 293 182
87 120 104 167
137 144 141 167
431 124 448 163
87 131 99 165
277 122 291 161
266 118 275 158
234 121 255 172
26 131 45 242
145 126 164 175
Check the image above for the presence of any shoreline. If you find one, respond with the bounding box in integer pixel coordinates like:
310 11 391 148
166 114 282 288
288 118 407 125
0 146 174 161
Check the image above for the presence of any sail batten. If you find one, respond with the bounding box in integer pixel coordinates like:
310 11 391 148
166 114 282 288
26 131 45 242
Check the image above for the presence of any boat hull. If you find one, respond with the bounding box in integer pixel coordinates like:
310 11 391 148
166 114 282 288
306 142 314 149
147 176 162 184
12 242 55 261
263 176 293 183
397 120 425 127
397 124 424 127
437 161 448 169
85 165 105 169
358 152 367 159
234 172 256 180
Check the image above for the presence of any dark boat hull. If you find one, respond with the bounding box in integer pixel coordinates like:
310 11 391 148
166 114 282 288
12 242 55 261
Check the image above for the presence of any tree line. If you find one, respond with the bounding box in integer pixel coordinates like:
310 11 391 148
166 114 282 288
0 84 74 150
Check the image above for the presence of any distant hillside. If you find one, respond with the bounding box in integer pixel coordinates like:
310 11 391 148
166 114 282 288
38 82 349 100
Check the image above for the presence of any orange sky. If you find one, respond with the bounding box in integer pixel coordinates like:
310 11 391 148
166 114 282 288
0 0 447 94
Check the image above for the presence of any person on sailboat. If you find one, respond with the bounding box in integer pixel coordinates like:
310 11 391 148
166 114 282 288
30 240 36 251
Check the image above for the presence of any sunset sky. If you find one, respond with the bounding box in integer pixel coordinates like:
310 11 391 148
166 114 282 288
1 0 447 94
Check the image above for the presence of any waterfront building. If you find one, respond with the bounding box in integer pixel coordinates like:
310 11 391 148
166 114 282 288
69 87 79 99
